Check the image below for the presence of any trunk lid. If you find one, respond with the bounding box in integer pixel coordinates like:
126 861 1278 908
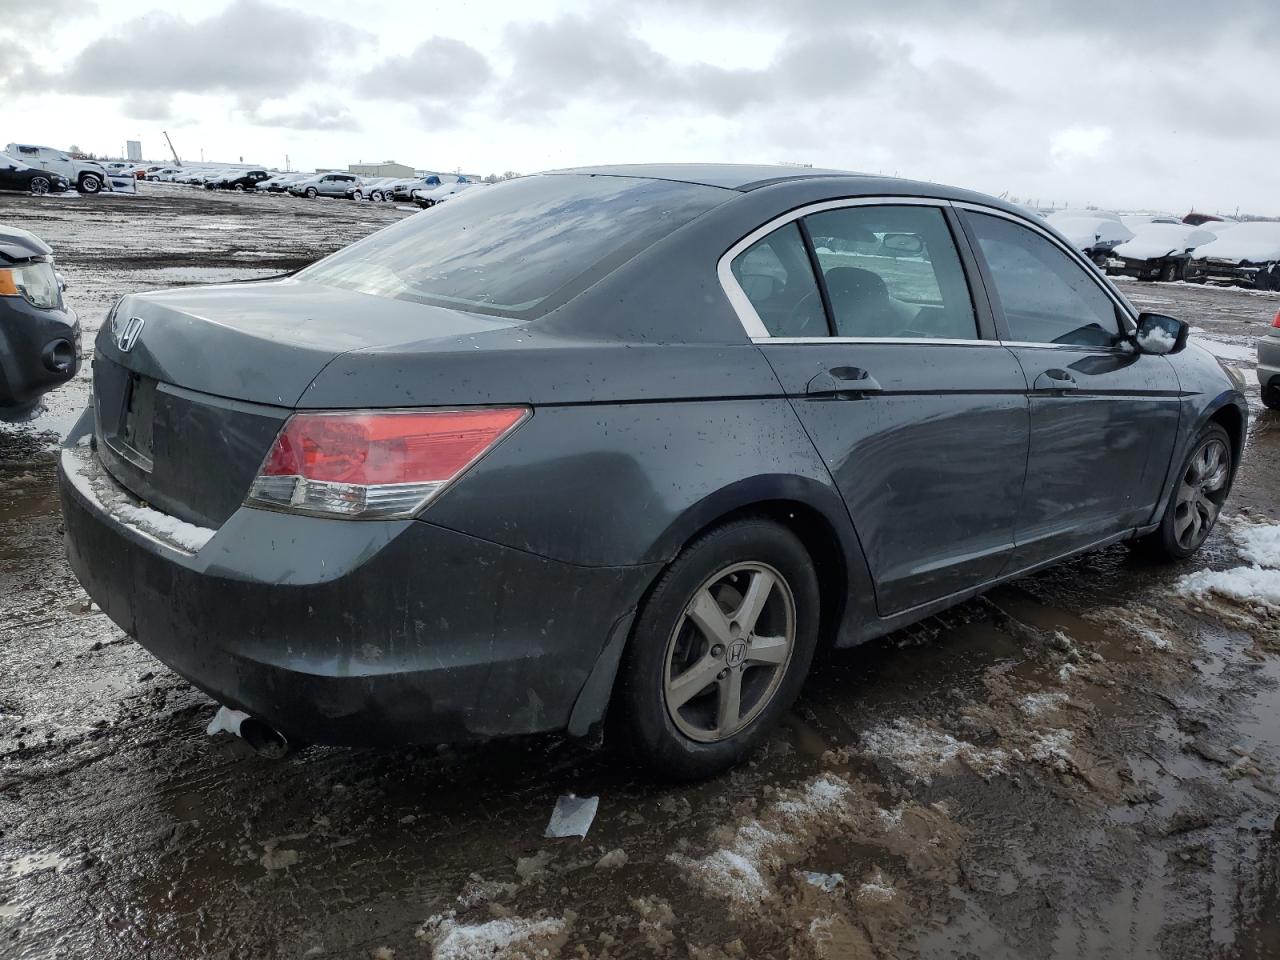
92 279 519 527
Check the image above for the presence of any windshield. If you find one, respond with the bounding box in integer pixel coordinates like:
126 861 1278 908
298 173 729 317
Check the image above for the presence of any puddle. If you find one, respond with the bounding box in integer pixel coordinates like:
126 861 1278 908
4 853 70 878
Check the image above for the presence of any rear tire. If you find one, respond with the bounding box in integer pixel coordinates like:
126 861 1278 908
1134 424 1233 561
1263 383 1280 411
1159 260 1180 282
615 517 820 780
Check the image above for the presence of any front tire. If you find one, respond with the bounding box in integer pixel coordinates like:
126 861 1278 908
78 174 101 194
305 187 318 199
1136 424 1233 561
370 190 383 202
615 518 820 779
1159 260 1180 282
1263 383 1280 411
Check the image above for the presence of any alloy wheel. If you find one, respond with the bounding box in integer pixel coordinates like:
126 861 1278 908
1173 437 1229 550
662 562 796 743
30 177 50 195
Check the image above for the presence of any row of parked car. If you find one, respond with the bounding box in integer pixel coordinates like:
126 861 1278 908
141 165 479 208
1045 209 1280 291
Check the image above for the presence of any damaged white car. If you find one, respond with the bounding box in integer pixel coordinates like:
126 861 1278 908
1105 223 1218 282
1186 222 1280 291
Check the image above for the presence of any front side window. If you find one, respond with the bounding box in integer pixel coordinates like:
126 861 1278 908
301 173 729 317
729 223 826 337
966 212 1123 347
803 205 977 340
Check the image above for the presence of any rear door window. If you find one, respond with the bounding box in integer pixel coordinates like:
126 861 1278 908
965 212 1124 347
301 174 729 317
803 205 978 340
729 223 826 337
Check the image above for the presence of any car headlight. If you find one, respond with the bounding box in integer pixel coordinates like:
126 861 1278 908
0 259 61 309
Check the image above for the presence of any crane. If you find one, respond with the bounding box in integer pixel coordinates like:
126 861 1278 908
163 130 182 168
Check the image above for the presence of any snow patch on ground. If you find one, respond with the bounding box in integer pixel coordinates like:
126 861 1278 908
669 773 857 905
1177 521 1280 610
1027 730 1075 773
1233 522 1280 568
856 869 897 904
1020 692 1068 717
61 445 215 553
861 719 1008 784
417 915 568 960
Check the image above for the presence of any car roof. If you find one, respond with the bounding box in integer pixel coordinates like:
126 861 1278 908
546 163 870 191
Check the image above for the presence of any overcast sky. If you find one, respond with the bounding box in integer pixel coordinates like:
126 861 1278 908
2 0 1277 214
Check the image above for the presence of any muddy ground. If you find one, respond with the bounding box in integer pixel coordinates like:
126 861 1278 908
1 184 1279 960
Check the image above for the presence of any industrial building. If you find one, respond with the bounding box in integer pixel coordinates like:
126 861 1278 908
348 161 414 178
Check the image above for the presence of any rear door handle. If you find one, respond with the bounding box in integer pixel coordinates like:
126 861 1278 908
1033 369 1078 392
806 366 883 396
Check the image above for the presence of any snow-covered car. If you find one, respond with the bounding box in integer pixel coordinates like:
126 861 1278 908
1105 223 1218 282
388 175 445 202
411 179 477 209
0 153 70 195
1258 312 1280 410
0 225 79 421
352 177 397 201
1121 214 1183 230
1045 212 1134 264
3 143 109 194
1185 222 1280 291
208 169 272 191
256 173 309 193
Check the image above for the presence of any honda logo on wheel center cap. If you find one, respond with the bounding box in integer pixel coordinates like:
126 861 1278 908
114 315 145 352
726 638 748 667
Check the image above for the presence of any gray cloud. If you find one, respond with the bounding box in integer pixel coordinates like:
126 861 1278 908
644 0 1280 46
243 102 362 132
501 14 905 116
358 36 492 98
18 0 366 101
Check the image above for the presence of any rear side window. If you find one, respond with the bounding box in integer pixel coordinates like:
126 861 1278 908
803 205 977 340
966 212 1123 347
301 174 728 317
730 223 826 337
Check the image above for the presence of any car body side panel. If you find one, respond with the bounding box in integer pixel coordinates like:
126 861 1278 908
422 396 845 567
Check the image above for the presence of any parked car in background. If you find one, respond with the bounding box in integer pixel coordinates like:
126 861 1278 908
1259 312 1280 410
342 178 370 201
288 173 359 198
211 169 273 191
1 225 79 421
1185 222 1280 291
391 175 454 202
354 177 397 201
412 179 477 208
0 153 70 195
256 173 310 193
4 143 109 194
1184 212 1227 227
1105 223 1218 281
1045 211 1134 264
57 165 1247 779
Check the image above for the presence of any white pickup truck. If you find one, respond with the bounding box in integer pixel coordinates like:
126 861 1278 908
3 143 111 194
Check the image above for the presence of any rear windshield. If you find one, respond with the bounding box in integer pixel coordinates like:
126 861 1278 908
298 174 729 318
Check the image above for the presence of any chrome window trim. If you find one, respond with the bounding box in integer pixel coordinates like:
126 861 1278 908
951 200 1139 334
717 196 952 341
753 336 1002 347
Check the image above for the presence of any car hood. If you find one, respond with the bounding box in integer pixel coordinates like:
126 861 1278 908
94 278 520 407
0 225 53 261
1191 223 1280 264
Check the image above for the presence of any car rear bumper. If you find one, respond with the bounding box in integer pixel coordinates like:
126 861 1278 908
0 297 79 414
58 423 658 746
1258 334 1280 389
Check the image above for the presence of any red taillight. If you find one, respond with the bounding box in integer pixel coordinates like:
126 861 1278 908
1273 310 1280 329
248 408 529 518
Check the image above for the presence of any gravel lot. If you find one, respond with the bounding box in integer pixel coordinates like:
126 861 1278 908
2 183 1279 960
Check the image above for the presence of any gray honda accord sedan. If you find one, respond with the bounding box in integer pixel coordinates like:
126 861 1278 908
58 165 1248 778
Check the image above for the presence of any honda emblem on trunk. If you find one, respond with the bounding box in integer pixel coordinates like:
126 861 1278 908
115 316 145 352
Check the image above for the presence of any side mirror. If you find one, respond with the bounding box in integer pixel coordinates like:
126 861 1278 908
1134 312 1189 355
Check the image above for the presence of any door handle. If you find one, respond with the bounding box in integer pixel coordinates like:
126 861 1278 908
806 366 883 396
1033 369 1078 392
